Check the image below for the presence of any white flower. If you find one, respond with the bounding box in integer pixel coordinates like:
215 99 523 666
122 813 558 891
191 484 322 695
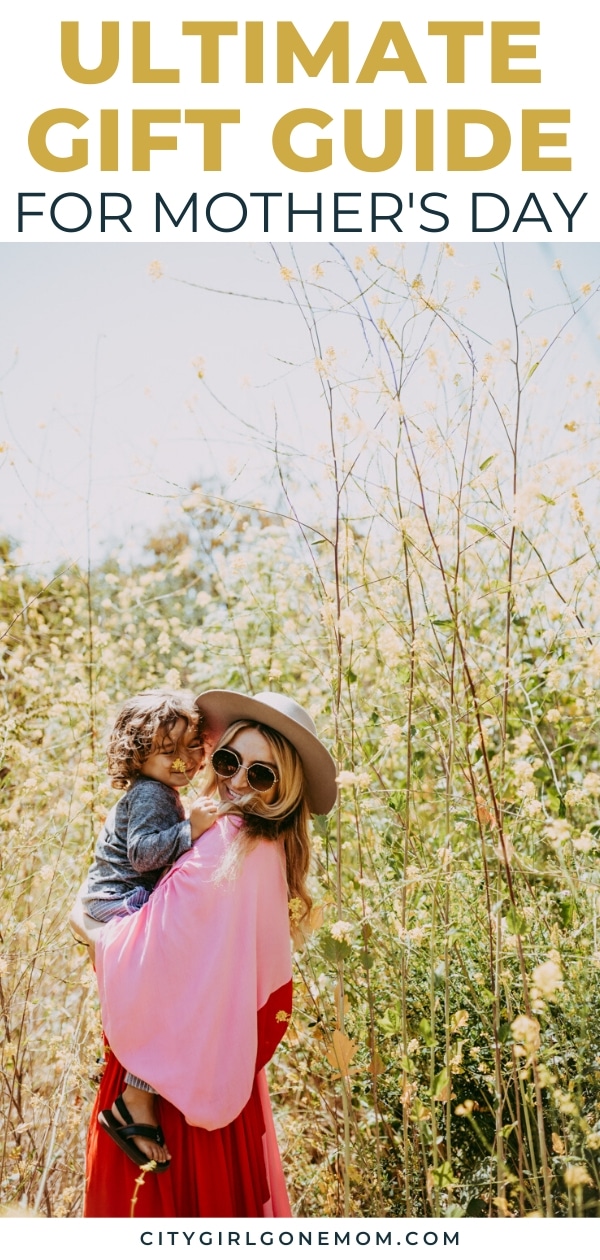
523 798 542 818
545 708 562 723
532 957 563 999
518 781 536 799
511 1014 541 1055
378 626 403 665
565 787 586 808
329 921 354 944
543 819 571 845
336 771 359 788
337 607 363 637
513 730 534 754
513 759 535 782
583 773 600 795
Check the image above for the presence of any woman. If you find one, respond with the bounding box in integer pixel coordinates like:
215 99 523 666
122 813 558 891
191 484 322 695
74 690 337 1218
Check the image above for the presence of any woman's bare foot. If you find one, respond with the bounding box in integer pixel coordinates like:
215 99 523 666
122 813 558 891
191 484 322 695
114 1085 170 1165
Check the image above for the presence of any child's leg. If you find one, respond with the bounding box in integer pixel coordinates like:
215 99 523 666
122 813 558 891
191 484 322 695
124 1071 154 1092
106 1083 170 1166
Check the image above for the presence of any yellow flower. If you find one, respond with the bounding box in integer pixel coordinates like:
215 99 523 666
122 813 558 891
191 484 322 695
275 1010 291 1023
171 758 187 773
288 897 304 925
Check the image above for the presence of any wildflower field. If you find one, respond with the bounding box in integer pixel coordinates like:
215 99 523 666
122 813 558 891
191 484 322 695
2 245 600 1218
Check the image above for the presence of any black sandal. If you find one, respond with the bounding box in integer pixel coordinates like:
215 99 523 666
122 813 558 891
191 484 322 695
98 1093 171 1172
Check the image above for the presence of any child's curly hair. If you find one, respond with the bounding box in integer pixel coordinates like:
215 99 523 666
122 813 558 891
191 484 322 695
107 689 204 789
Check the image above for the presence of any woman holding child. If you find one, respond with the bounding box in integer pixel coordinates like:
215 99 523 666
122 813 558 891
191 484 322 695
75 687 337 1218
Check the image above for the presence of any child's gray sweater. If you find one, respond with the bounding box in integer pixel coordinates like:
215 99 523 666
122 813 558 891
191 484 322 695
83 776 192 917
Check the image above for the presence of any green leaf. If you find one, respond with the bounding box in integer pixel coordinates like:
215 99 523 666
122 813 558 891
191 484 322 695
468 524 496 539
432 1067 449 1098
321 935 352 963
526 361 540 382
506 907 527 936
431 1159 454 1187
419 1017 435 1047
479 455 496 471
378 1005 402 1037
312 814 330 838
432 618 454 630
388 790 406 813
558 897 575 929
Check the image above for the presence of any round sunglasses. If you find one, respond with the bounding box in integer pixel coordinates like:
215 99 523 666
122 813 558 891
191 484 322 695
211 747 279 793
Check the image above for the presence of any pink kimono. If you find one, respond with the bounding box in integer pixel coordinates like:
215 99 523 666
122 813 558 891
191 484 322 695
85 815 293 1217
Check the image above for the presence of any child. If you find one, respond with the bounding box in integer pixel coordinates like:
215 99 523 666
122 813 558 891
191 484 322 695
84 688 218 1171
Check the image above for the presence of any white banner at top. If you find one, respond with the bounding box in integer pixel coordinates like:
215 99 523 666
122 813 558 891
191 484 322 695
0 0 598 241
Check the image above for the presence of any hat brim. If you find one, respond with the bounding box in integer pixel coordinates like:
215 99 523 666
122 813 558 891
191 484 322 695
195 690 337 815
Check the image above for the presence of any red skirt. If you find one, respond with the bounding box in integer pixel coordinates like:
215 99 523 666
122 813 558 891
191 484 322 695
84 980 292 1218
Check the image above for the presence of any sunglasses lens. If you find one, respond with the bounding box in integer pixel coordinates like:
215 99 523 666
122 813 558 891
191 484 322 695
212 749 239 778
247 763 277 792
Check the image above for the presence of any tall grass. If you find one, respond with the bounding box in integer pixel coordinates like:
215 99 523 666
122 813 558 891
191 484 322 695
1 246 600 1216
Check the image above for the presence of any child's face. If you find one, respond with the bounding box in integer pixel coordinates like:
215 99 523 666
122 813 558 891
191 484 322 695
140 718 204 788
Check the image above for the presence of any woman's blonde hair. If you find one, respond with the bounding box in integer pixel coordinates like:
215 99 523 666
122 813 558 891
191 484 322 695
107 690 204 789
204 720 313 921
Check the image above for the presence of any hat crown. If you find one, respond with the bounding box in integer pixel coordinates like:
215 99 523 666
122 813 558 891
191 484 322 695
252 691 318 739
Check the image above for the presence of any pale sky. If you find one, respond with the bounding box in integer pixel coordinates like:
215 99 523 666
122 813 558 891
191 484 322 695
1 242 599 573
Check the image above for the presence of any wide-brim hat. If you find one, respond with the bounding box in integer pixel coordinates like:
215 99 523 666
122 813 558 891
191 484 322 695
195 690 337 815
